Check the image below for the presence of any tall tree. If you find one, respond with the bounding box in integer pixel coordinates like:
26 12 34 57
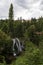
9 3 13 20
8 3 14 38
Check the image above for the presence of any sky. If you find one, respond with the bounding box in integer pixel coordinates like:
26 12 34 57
0 0 43 20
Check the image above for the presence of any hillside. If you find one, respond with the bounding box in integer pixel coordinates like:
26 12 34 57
10 40 41 65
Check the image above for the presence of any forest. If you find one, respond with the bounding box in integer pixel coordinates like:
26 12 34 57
0 3 43 65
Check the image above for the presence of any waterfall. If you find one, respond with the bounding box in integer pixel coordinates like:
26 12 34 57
12 39 16 56
15 38 22 52
12 38 23 56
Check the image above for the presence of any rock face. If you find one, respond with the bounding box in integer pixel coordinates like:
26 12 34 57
12 38 24 56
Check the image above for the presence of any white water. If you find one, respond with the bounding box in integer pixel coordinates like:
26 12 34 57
12 38 22 56
15 38 22 52
12 39 15 51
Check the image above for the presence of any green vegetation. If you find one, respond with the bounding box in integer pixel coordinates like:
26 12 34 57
0 3 43 65
11 41 41 65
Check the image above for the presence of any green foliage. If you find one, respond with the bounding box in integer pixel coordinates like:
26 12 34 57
1 22 9 34
14 21 24 38
9 3 13 20
8 3 14 38
0 30 12 54
35 17 43 32
8 20 14 38
26 25 39 46
0 3 43 65
31 18 37 25
11 41 41 65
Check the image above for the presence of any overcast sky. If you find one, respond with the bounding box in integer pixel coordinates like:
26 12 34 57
0 0 43 19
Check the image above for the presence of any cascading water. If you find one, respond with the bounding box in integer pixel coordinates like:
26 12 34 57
0 38 24 64
12 39 16 56
15 38 22 52
12 38 23 56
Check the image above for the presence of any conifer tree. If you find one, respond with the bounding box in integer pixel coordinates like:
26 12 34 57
9 3 13 20
8 3 14 38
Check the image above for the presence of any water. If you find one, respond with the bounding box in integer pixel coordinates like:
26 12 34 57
12 38 23 56
15 38 22 52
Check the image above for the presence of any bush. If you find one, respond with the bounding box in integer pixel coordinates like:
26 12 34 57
0 30 13 63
